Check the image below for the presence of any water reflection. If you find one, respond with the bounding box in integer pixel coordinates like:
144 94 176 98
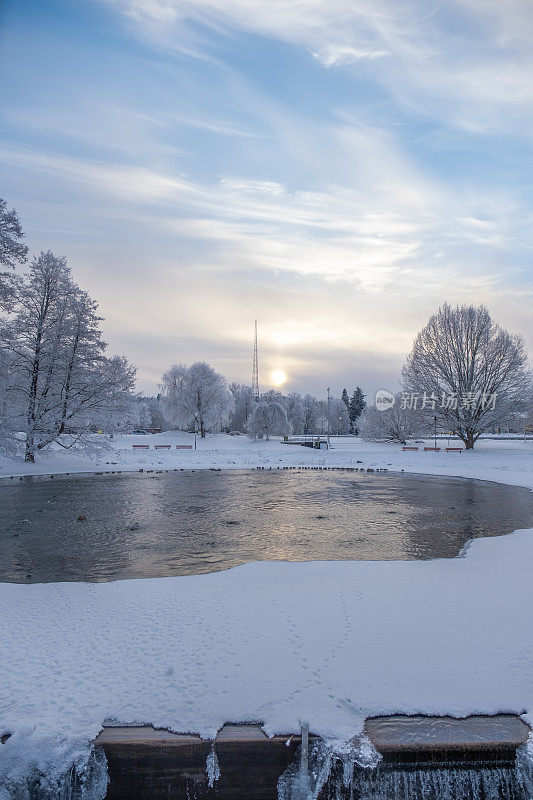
0 470 532 583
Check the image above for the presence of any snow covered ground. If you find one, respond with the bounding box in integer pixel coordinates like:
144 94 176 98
2 529 533 793
1 431 533 491
2 433 533 795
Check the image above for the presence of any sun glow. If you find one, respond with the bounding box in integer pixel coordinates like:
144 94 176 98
271 369 287 387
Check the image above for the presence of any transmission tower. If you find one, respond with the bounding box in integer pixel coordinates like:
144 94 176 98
252 319 260 401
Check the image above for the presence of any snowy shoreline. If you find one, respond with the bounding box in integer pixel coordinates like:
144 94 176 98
2 432 533 491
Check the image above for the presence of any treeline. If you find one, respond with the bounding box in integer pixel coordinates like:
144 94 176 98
228 385 366 438
159 361 367 439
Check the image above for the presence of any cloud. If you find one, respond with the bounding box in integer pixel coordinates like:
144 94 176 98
311 45 389 67
3 0 533 393
100 0 533 134
1 135 527 300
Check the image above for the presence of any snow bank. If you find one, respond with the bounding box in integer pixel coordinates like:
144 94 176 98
2 528 533 792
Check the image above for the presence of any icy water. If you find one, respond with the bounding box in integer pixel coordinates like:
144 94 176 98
0 469 532 583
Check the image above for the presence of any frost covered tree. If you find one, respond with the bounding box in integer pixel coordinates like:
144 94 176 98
0 197 28 307
359 398 425 444
314 396 350 434
146 395 166 430
95 387 143 434
527 394 533 433
328 397 351 434
0 251 136 460
402 303 530 449
247 400 291 440
160 361 234 436
302 393 319 434
284 392 305 435
228 383 255 433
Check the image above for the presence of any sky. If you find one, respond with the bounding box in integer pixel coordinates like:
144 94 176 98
1 0 532 400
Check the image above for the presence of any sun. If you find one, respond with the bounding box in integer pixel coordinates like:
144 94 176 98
271 369 287 387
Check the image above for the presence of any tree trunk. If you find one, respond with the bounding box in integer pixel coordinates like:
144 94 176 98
200 420 206 438
465 439 475 449
25 431 35 462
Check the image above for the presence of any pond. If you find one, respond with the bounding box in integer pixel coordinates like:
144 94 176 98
1 469 532 583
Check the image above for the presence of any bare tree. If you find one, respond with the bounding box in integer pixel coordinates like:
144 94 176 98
160 362 234 436
402 303 530 449
359 398 425 444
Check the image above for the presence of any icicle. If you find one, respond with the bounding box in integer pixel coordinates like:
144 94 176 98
278 734 381 800
279 735 532 800
517 736 533 798
1 746 108 800
206 746 220 789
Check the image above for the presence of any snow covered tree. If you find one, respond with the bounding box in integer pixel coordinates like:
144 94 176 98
285 392 305 435
247 400 291 440
0 198 28 269
228 383 255 432
0 251 136 460
0 197 28 308
302 393 319 434
328 396 351 434
527 394 533 433
160 361 234 436
341 388 349 410
359 398 425 444
402 303 530 449
313 396 350 434
146 395 166 430
349 387 366 432
94 385 142 434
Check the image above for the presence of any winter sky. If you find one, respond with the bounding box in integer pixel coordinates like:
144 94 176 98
1 0 532 398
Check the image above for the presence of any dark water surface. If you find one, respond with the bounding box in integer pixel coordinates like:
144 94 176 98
1 469 532 583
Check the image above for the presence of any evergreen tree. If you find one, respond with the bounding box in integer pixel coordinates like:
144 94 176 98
349 387 366 433
341 388 349 410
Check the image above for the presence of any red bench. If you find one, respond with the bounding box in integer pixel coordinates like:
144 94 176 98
154 444 171 450
424 447 441 452
176 445 193 450
446 447 463 452
133 444 149 450
402 446 419 451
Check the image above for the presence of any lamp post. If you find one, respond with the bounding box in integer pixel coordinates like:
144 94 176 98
434 415 437 449
327 387 331 450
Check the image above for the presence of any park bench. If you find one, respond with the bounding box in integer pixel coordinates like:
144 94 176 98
154 444 171 450
176 445 193 450
402 446 419 451
446 447 464 452
424 446 441 452
132 444 149 450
